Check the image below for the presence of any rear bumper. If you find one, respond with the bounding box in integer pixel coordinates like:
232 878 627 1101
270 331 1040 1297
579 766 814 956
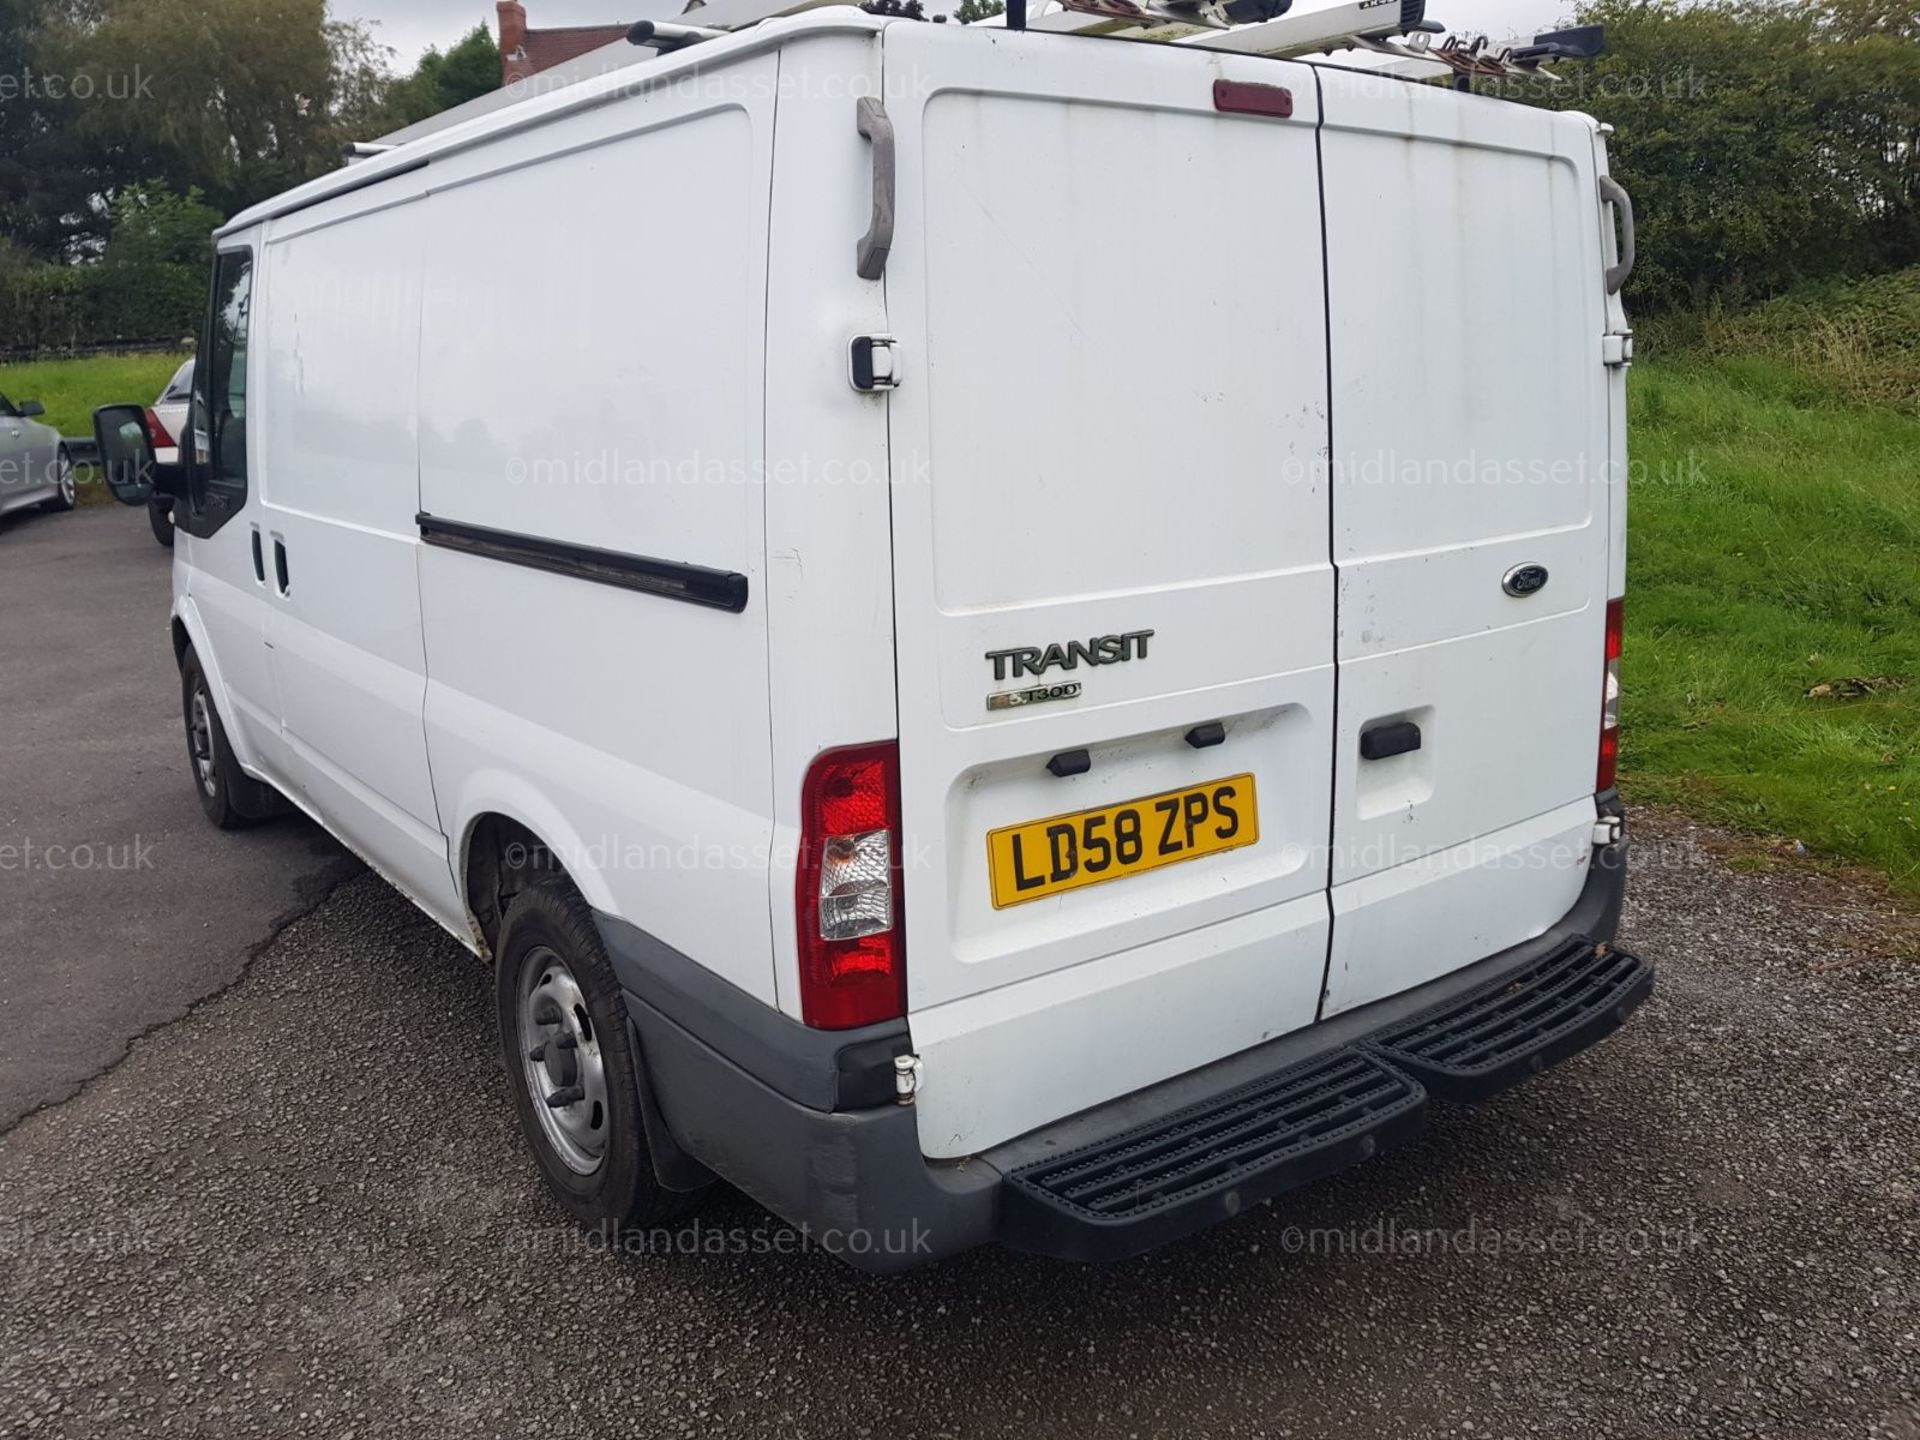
607 805 1643 1272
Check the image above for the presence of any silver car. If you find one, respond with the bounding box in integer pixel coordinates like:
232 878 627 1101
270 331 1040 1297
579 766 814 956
0 391 76 520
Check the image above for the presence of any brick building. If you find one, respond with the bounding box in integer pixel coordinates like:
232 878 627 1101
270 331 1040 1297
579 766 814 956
495 2 636 85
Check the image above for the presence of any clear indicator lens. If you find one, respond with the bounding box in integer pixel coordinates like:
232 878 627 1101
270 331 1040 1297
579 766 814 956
818 829 893 941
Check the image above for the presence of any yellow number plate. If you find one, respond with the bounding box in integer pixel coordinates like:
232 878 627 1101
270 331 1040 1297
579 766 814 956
986 774 1259 909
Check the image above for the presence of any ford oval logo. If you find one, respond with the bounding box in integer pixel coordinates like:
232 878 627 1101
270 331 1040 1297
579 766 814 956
1503 563 1550 598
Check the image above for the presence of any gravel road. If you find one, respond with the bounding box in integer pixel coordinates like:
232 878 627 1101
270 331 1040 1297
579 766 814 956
1 806 1915 1439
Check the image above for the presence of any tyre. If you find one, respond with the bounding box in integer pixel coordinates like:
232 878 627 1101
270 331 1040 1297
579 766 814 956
43 449 77 512
148 497 175 548
179 648 284 829
496 876 709 1231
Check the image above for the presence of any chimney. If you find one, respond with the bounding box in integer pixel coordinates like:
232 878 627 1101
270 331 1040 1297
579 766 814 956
497 0 528 62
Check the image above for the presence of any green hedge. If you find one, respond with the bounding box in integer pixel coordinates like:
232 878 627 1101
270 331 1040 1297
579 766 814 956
0 260 203 354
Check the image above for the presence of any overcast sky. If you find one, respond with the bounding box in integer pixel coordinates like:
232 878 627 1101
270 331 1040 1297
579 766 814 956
332 0 1578 71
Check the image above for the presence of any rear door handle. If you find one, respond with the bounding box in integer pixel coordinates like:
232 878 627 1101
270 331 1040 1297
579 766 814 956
854 97 894 280
272 536 290 595
1361 721 1422 761
1046 748 1092 778
1185 722 1227 750
1599 175 1635 294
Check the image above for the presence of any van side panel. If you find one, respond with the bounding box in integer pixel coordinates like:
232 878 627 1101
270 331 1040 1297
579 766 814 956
1317 81 1614 1014
758 35 899 1021
414 67 780 1001
256 197 463 926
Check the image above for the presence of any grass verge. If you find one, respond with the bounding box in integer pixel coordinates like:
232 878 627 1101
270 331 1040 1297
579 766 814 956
1624 344 1920 901
0 351 189 506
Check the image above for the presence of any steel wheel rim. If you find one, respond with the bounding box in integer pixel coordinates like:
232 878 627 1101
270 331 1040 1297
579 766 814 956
188 687 218 797
516 947 609 1176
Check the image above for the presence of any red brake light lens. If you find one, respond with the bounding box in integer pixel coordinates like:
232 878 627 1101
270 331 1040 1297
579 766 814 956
1597 598 1624 792
1213 79 1295 118
144 407 175 447
796 742 905 1030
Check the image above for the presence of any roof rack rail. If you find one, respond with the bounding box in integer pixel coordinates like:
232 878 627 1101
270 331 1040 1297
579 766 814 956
638 0 860 36
627 19 729 49
1021 0 1600 84
420 0 1602 106
1033 0 1421 50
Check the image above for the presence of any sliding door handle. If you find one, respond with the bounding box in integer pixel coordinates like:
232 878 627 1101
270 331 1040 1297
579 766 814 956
272 536 289 596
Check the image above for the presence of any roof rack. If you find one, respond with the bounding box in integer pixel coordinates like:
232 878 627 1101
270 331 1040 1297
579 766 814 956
632 0 1600 86
1029 0 1429 53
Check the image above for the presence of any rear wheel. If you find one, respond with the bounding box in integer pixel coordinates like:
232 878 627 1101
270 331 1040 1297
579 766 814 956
43 449 76 512
179 648 283 829
496 877 708 1231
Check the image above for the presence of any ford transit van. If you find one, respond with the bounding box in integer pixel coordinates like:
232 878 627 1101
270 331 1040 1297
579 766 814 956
95 1 1650 1270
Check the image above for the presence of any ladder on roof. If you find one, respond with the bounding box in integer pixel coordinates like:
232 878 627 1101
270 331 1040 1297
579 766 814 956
640 0 1601 83
1028 0 1427 52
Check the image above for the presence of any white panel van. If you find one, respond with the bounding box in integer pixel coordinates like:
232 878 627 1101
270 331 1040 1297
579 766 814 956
94 3 1650 1270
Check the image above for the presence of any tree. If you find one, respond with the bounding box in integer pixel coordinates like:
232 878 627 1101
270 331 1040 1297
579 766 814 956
34 0 392 237
1814 1 1920 272
380 24 501 131
1510 0 1920 310
0 0 101 261
0 181 218 348
327 17 406 149
0 0 506 274
89 181 223 339
97 181 222 270
953 0 1005 20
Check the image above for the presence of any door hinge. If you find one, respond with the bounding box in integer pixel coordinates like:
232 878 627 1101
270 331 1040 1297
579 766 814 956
1602 330 1635 368
1591 814 1624 847
849 334 900 392
893 1052 923 1105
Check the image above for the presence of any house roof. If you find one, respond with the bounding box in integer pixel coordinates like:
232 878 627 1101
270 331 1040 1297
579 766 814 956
507 23 638 82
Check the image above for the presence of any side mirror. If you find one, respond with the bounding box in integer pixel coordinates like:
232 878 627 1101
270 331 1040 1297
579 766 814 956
17 399 44 418
92 403 184 507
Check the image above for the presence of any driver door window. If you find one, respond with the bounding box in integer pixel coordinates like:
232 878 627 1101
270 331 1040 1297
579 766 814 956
184 249 253 534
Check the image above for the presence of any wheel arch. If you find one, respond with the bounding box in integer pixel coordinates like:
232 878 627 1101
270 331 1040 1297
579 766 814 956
451 781 618 957
170 600 265 774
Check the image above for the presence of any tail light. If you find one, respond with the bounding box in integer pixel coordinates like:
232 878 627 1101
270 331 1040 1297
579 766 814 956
1597 598 1624 792
796 742 905 1029
144 408 175 447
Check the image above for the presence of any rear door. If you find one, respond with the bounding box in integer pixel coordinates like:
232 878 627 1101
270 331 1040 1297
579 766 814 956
1317 74 1615 1014
879 26 1337 1157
